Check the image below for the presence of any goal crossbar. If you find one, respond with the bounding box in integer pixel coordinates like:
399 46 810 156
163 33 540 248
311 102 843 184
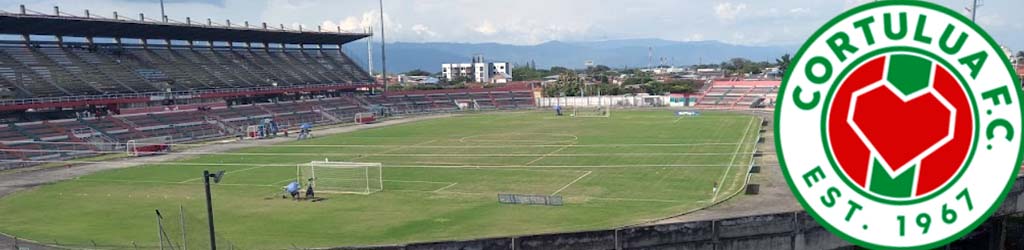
296 160 383 195
572 105 611 118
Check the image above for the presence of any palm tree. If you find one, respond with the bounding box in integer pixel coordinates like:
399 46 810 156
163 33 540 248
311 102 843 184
775 54 792 78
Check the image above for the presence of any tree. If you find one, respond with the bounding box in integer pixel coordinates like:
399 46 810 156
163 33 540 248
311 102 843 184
775 54 792 77
404 69 432 76
512 66 550 81
550 66 573 75
644 79 703 95
587 65 611 74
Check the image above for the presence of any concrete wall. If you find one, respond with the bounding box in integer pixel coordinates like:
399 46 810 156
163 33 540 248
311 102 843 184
535 96 677 107
331 176 1024 250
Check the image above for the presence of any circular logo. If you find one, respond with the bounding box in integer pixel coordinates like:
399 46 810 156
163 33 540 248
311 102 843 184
775 1 1022 249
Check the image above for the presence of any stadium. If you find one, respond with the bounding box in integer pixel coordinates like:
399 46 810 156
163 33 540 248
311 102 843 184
0 2 1021 250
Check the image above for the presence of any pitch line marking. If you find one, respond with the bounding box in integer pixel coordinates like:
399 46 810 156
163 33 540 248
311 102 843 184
178 165 266 183
0 159 750 168
673 116 686 123
551 171 593 195
0 148 756 157
524 143 575 166
349 139 438 161
712 116 755 203
78 178 277 187
432 182 458 192
270 178 297 185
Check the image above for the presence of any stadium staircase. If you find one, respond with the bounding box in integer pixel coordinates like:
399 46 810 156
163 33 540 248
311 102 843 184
487 92 500 109
40 121 97 151
200 111 237 135
313 105 343 123
695 80 780 110
0 47 72 97
47 47 139 93
145 113 187 138
75 118 118 141
0 142 28 160
730 86 758 109
6 123 40 141
108 116 148 139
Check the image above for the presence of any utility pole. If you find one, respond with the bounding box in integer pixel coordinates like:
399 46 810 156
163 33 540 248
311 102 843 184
203 170 225 250
378 0 388 95
971 0 978 22
159 0 166 22
367 25 374 76
967 0 983 22
367 25 374 95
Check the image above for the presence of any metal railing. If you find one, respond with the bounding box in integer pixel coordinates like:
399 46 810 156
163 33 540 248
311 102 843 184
0 83 375 107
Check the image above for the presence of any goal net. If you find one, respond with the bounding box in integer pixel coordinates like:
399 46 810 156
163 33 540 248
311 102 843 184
296 160 383 195
354 112 377 124
126 136 171 156
572 105 611 118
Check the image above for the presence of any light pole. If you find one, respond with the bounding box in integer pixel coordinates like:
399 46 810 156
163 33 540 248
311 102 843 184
378 0 388 95
203 170 225 250
159 0 166 22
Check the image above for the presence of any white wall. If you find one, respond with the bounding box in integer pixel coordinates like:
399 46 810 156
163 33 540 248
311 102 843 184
535 95 686 107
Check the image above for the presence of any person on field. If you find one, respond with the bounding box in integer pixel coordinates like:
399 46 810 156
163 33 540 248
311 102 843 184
305 178 315 200
283 181 300 200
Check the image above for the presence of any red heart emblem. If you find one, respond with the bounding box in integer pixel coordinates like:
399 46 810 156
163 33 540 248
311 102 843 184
850 85 953 172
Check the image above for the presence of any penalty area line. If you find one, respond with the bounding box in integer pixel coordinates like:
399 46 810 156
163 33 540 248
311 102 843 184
551 171 592 195
524 143 575 166
432 182 458 192
711 116 755 203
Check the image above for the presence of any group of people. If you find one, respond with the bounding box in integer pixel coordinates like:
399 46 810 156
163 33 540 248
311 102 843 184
283 179 315 201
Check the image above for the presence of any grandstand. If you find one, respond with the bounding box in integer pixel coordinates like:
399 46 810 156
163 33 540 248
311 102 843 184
0 7 535 169
694 80 780 109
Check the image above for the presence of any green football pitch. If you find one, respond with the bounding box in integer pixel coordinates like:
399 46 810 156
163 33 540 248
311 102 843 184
0 110 761 249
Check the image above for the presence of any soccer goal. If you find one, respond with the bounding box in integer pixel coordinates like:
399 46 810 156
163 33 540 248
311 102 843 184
354 112 377 124
126 136 171 156
296 160 383 195
572 105 611 118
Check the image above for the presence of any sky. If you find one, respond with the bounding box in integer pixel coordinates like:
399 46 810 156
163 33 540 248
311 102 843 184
1 0 1021 48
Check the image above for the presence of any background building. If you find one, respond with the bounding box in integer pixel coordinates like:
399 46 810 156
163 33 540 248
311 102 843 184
442 55 512 83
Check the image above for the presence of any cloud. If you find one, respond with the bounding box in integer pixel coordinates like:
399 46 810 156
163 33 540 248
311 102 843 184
473 20 498 35
10 0 1018 47
118 0 227 7
843 0 872 9
714 2 747 22
410 24 438 38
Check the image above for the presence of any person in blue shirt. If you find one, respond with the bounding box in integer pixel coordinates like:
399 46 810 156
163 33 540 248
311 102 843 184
283 181 300 200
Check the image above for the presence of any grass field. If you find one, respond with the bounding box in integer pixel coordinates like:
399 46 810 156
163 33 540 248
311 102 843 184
0 110 761 249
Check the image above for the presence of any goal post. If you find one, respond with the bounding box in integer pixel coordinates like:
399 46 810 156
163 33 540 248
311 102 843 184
571 105 611 118
126 136 172 156
354 112 377 124
296 160 383 195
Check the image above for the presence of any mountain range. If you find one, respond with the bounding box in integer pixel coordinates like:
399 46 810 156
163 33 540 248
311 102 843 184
341 39 796 74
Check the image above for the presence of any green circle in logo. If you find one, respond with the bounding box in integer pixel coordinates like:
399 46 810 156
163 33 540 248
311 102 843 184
775 1 1023 249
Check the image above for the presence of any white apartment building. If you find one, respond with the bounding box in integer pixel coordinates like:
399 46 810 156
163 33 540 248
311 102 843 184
442 55 512 83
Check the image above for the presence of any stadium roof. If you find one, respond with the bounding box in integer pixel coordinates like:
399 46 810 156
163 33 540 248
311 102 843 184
0 10 370 45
